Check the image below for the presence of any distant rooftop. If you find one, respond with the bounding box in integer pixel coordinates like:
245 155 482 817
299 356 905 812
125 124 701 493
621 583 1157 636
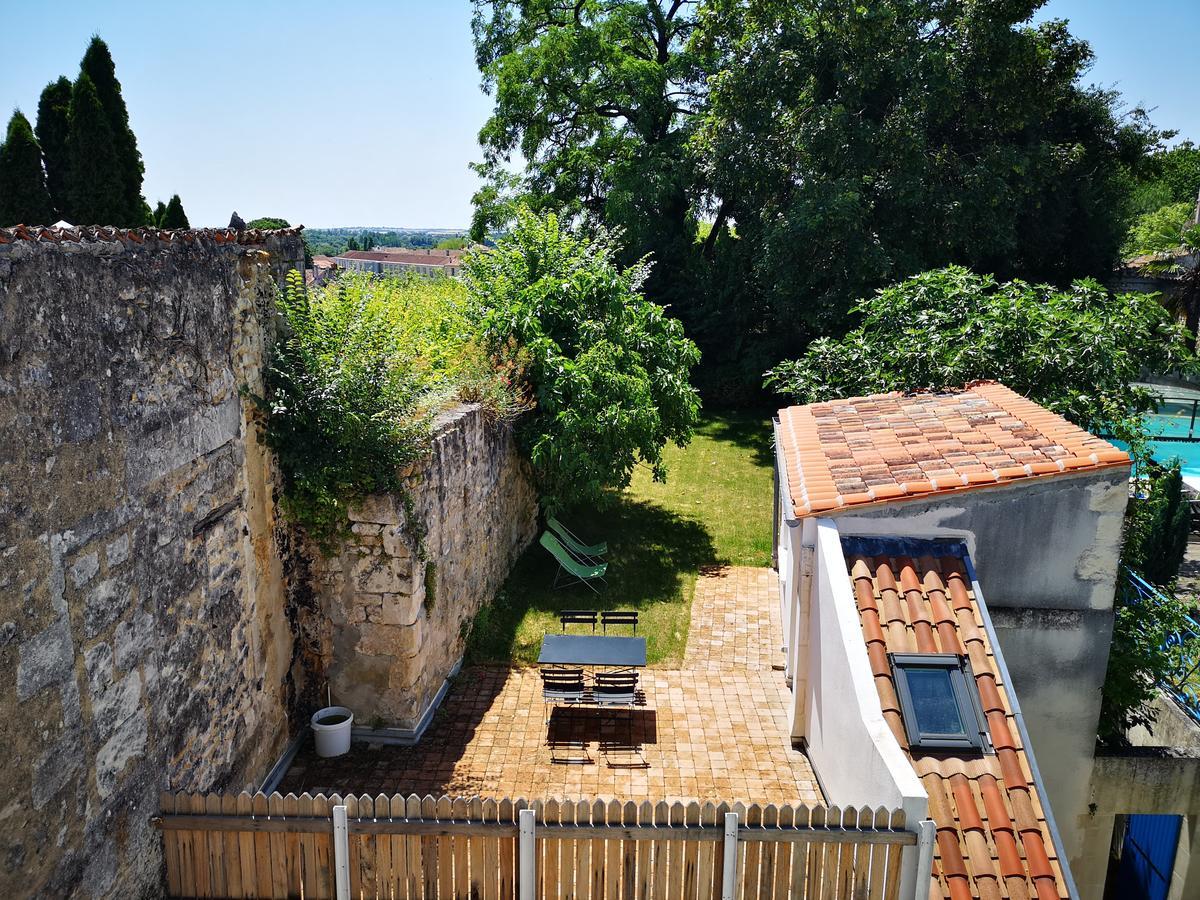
337 248 466 266
777 382 1129 518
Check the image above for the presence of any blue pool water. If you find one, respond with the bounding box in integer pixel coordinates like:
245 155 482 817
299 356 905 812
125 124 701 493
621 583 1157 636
1114 407 1200 481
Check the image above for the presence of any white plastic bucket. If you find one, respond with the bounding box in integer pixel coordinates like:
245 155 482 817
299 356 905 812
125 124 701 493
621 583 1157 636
311 706 354 757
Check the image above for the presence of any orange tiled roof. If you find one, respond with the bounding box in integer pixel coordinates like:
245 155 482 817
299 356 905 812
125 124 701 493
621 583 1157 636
845 540 1067 900
778 382 1129 518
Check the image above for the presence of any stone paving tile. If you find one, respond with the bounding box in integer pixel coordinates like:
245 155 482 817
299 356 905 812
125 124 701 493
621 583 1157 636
280 566 822 806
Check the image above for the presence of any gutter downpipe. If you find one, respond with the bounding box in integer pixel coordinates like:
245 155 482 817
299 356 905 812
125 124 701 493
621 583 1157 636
775 417 815 735
963 553 1082 900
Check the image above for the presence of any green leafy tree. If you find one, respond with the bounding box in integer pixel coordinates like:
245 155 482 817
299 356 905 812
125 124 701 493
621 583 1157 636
473 1 1160 400
696 3 1157 367
465 208 701 512
65 73 124 225
35 77 72 218
0 111 55 226
1124 463 1191 588
247 217 291 230
1130 221 1200 351
1131 141 1200 215
151 200 167 226
766 266 1192 452
160 194 189 229
1125 203 1195 258
261 271 524 546
470 0 711 343
80 36 147 224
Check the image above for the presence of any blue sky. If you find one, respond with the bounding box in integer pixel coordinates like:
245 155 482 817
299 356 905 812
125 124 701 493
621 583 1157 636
1 1 1196 229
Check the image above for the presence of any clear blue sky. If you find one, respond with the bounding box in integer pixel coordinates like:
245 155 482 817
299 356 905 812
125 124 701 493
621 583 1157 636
1 1 1196 229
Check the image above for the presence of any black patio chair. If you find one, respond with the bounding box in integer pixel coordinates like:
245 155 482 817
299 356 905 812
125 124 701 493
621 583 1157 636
593 671 644 767
559 609 598 632
540 668 586 723
600 610 638 634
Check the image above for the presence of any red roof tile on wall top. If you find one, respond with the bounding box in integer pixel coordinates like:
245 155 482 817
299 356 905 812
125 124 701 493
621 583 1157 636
0 223 303 247
846 550 1068 900
778 382 1130 518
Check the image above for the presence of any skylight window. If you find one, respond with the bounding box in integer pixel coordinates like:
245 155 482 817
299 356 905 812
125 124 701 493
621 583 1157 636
890 653 990 752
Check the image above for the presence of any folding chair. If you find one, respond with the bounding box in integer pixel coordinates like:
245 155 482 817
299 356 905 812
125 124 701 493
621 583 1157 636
601 610 638 634
540 532 607 592
547 516 608 561
560 610 598 632
540 668 586 723
593 671 642 765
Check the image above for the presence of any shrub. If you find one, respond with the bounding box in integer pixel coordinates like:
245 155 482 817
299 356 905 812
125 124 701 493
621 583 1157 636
765 266 1193 454
259 270 523 547
464 209 701 512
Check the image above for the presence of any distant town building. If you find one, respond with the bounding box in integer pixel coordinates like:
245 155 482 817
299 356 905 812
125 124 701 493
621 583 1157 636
306 254 338 287
333 247 468 278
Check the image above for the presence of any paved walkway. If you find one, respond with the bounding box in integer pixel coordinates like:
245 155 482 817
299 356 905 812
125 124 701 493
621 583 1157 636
280 567 822 806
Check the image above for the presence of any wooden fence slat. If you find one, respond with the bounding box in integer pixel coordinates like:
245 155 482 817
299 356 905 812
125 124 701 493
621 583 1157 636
620 801 638 900
408 795 425 899
635 801 653 900
267 793 289 899
251 793 274 900
757 805 778 900
696 803 717 900
589 799 606 900
177 794 197 900
771 806 791 900
393 796 412 900
649 800 668 900
605 799 622 900
198 793 220 899
159 792 183 898
220 793 243 899
481 797 501 900
423 796 441 898
438 796 455 898
234 793 256 899
500 798 517 900
367 793 389 899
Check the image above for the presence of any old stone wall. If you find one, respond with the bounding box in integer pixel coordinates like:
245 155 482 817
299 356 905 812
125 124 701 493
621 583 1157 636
0 229 304 898
310 404 537 734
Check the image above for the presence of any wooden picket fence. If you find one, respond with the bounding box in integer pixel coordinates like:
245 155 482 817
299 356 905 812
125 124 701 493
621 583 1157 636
155 791 916 899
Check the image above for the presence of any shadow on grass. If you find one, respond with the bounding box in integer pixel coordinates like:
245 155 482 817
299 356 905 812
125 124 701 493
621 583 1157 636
696 409 776 469
466 496 719 666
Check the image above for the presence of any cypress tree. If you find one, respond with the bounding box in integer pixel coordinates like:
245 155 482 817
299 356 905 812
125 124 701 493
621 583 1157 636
65 74 124 225
0 111 55 226
161 194 189 229
80 36 147 225
35 77 72 218
152 200 166 227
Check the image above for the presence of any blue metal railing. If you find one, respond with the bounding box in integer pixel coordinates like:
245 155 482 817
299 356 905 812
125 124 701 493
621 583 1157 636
1121 568 1200 724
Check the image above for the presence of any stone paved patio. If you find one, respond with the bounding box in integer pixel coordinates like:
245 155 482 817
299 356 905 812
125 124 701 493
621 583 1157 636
279 566 823 805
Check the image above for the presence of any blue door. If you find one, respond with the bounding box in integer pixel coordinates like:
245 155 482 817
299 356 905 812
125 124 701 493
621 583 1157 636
1114 814 1182 900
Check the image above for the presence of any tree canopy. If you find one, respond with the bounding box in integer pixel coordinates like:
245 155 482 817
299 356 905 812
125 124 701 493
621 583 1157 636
160 194 189 229
766 266 1193 453
465 208 701 511
64 73 124 226
0 111 54 226
246 217 291 230
471 0 1164 400
35 77 72 218
80 36 147 225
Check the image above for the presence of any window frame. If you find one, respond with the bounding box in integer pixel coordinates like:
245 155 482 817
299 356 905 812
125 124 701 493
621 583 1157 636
890 652 991 752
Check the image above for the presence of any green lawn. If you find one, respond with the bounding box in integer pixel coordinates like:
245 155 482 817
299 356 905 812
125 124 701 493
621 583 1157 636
465 411 776 666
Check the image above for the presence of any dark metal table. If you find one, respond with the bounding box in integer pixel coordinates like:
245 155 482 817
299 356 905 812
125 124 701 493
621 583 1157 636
537 634 647 668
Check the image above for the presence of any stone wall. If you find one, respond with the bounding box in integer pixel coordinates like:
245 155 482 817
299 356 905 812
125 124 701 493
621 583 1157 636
310 405 538 734
0 228 304 898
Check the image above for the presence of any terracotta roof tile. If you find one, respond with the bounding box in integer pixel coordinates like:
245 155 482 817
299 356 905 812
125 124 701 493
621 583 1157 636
843 543 1069 899
779 383 1130 518
0 223 302 247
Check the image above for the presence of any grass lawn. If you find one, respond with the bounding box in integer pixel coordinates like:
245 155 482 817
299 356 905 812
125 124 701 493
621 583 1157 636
465 410 776 666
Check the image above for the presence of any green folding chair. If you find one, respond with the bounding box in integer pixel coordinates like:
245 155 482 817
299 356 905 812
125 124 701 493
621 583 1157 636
540 532 608 592
547 516 608 561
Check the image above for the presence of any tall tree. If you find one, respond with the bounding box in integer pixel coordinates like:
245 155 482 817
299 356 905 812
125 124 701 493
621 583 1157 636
65 73 124 225
160 194 189 229
35 77 72 218
0 111 55 226
473 0 1160 400
152 200 167 227
80 36 147 224
470 1 710 313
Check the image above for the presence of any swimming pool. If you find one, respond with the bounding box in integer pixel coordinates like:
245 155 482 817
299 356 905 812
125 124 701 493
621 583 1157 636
1113 405 1200 481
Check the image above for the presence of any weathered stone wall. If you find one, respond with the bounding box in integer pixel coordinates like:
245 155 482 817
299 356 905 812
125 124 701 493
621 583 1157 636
310 405 537 733
0 230 304 898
